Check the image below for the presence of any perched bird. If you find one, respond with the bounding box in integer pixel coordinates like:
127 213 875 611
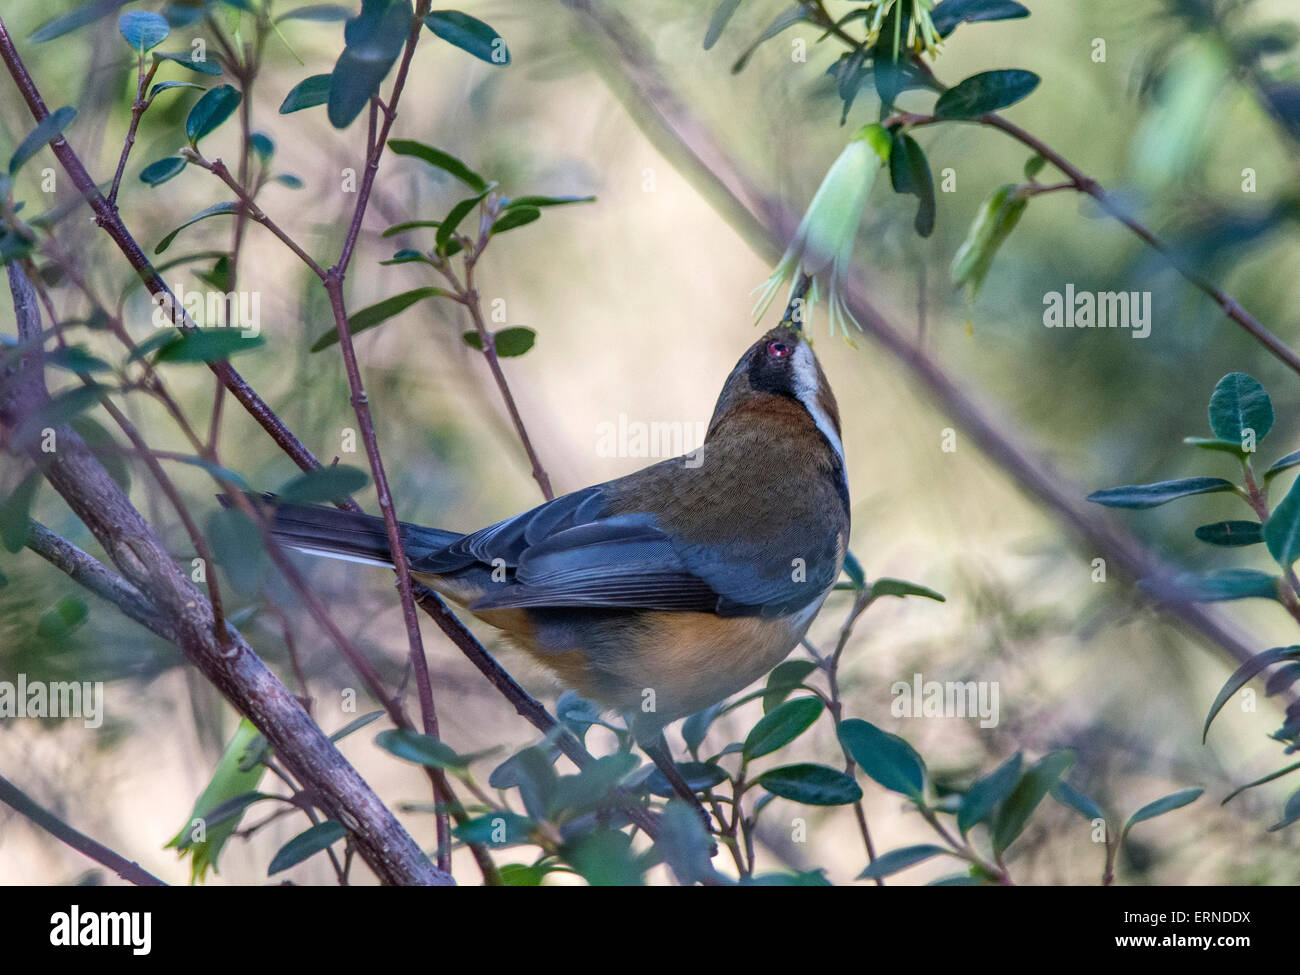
266 324 849 793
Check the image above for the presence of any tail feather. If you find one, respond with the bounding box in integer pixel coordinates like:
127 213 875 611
264 500 462 569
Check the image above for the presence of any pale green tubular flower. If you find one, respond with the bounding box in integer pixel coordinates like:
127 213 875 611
754 123 891 337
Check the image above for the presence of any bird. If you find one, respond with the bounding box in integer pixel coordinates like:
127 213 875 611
263 323 850 805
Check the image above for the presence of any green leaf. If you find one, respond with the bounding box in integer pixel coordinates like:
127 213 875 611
154 329 264 363
654 799 718 885
424 10 509 65
267 820 346 875
461 327 536 358
1265 449 1300 481
931 0 1030 38
957 751 1022 834
1208 372 1273 444
857 844 950 879
273 173 304 189
309 286 447 351
118 10 169 53
870 577 946 601
149 81 205 99
497 862 548 886
1265 472 1300 567
0 472 41 553
935 69 1040 118
762 659 819 713
186 791 278 834
889 132 935 237
71 416 130 491
1223 763 1300 805
645 761 728 798
1161 568 1280 603
1203 646 1300 741
388 139 488 192
279 74 331 113
276 4 353 23
327 0 412 128
207 507 265 597
731 5 807 74
155 201 239 254
153 50 224 75
563 830 644 886
742 697 824 761
704 0 743 49
380 249 431 266
838 718 925 799
186 85 241 144
42 345 111 374
139 156 187 186
155 454 247 490
502 195 596 210
1182 436 1246 457
453 812 535 847
381 219 441 237
328 710 385 742
681 702 723 753
949 183 1027 297
9 106 76 175
1052 780 1106 822
12 384 109 448
1122 788 1203 840
491 205 541 235
842 551 866 589
1085 477 1236 509
31 1 130 45
1023 153 1047 179
550 753 640 816
375 728 472 769
276 464 370 505
436 194 486 250
37 596 89 638
250 132 274 162
991 750 1074 856
1194 520 1262 547
757 763 863 806
1268 789 1300 831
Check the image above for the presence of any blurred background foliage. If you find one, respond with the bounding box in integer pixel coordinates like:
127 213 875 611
1 0 1299 884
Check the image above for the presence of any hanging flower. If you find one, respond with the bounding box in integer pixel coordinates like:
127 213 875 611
753 123 891 337
863 0 944 58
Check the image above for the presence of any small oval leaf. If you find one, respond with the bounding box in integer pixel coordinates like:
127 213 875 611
935 69 1040 118
424 10 509 65
267 820 346 875
757 763 863 806
186 84 242 143
742 697 824 761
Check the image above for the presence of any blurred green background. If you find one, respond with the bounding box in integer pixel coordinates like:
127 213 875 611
2 0 1299 884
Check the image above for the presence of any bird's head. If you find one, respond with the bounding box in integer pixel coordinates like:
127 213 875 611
705 326 843 461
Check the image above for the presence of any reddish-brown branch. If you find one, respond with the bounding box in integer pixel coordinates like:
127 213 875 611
2 261 448 886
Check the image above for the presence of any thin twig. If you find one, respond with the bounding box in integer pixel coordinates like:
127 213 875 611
0 775 167 886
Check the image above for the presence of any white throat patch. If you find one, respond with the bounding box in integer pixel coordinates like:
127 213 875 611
791 343 845 464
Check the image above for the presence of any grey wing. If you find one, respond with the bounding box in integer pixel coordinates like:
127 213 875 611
411 487 723 613
411 483 837 616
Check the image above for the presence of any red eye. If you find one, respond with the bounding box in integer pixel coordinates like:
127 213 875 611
768 341 791 358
